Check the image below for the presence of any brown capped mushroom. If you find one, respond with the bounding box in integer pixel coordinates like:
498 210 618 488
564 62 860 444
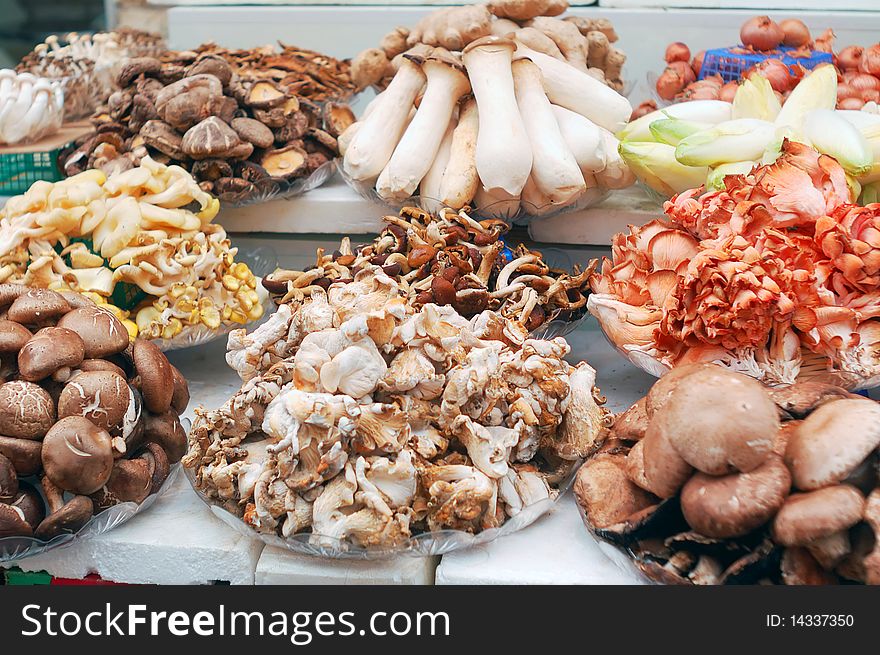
132 339 173 414
140 120 187 160
0 319 31 353
191 158 233 182
574 451 659 531
118 57 162 87
34 476 93 541
784 398 880 491
185 54 233 87
645 363 716 418
0 482 43 537
170 365 190 415
768 380 852 419
77 358 127 379
772 484 866 546
182 116 254 160
57 306 130 358
0 436 42 476
102 458 152 505
610 397 648 440
0 381 56 439
42 416 115 495
781 547 839 585
652 366 778 475
231 117 274 149
260 145 307 179
7 289 71 325
637 421 693 498
143 410 186 463
0 453 17 502
18 327 85 382
57 370 131 436
246 81 286 109
680 456 791 539
322 101 356 138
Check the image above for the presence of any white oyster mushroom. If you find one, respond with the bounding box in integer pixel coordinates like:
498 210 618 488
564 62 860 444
262 389 360 456
498 466 552 516
282 493 314 538
382 347 445 399
311 463 358 538
320 339 388 398
452 415 518 478
366 450 418 508
557 361 606 459
354 402 410 453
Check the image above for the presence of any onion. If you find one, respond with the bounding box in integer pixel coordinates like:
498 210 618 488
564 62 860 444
849 73 880 92
719 81 739 102
630 100 658 121
837 83 859 100
779 19 811 48
668 60 696 85
861 44 880 75
838 97 865 110
700 74 724 89
754 59 793 93
837 46 864 72
814 28 835 53
665 42 691 64
680 85 720 101
740 16 784 51
861 89 880 104
692 50 706 76
656 67 687 100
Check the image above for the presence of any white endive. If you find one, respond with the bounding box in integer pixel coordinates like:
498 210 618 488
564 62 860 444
706 161 755 191
675 119 776 167
732 74 781 121
803 109 873 175
617 100 732 142
619 141 708 196
860 181 880 204
648 118 713 146
774 64 836 129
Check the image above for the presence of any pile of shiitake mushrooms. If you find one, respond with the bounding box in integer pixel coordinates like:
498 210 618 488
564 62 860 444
341 1 634 219
575 364 880 585
0 285 188 544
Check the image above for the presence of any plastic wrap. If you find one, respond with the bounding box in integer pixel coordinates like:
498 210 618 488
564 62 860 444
215 159 337 207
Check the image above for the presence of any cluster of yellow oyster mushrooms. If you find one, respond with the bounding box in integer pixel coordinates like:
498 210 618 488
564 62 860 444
0 156 263 343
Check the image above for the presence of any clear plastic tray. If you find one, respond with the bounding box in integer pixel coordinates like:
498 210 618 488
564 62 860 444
338 161 609 223
0 466 180 564
217 159 337 208
184 460 579 560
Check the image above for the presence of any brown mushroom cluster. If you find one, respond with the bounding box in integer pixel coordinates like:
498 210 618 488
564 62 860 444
262 206 593 332
0 285 188 543
59 49 354 204
575 363 880 585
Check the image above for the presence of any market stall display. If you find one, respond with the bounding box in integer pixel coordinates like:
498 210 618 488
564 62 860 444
0 71 65 146
0 284 187 561
0 157 267 349
262 206 593 337
184 262 609 557
589 139 880 389
341 1 634 220
58 51 352 205
18 29 165 121
352 2 626 93
619 66 880 201
575 365 880 585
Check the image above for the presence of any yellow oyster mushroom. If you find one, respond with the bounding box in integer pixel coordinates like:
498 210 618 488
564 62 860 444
93 196 142 260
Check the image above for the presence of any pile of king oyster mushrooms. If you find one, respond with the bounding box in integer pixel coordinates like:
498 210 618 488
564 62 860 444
60 49 354 204
0 285 188 544
185 265 608 551
340 0 634 218
576 363 880 585
263 206 593 333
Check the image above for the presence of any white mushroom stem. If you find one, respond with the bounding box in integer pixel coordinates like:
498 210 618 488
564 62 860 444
463 37 532 197
514 42 632 133
343 56 426 182
595 129 636 189
552 104 607 174
337 122 360 157
512 59 584 206
419 116 456 211
474 185 520 219
376 51 471 201
439 97 480 209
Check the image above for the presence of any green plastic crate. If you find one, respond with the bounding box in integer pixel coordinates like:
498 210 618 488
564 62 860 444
0 149 64 195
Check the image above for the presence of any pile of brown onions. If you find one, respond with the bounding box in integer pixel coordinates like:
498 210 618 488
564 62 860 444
740 16 785 52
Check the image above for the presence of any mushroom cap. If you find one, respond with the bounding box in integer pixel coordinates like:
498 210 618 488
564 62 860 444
58 370 130 436
169 364 190 415
18 327 85 382
41 416 115 495
0 435 42 476
767 380 852 419
652 366 778 475
230 117 274 149
57 306 130 358
34 495 93 541
645 363 717 418
640 420 693 498
0 452 17 501
77 358 128 379
680 455 791 539
132 338 173 414
573 452 658 530
462 34 517 56
0 320 31 353
0 482 43 537
0 381 56 439
6 288 70 325
784 398 880 491
610 396 648 441
0 501 32 537
143 410 186 463
103 457 153 504
772 484 866 546
781 547 839 585
139 442 170 494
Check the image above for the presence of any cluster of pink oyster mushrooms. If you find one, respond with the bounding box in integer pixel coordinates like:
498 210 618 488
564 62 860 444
588 140 880 390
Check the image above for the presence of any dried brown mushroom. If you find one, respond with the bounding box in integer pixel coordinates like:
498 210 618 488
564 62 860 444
261 145 307 179
182 117 253 160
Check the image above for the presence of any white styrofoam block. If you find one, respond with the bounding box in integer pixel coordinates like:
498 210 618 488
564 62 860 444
256 548 438 585
436 495 646 585
17 475 265 585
